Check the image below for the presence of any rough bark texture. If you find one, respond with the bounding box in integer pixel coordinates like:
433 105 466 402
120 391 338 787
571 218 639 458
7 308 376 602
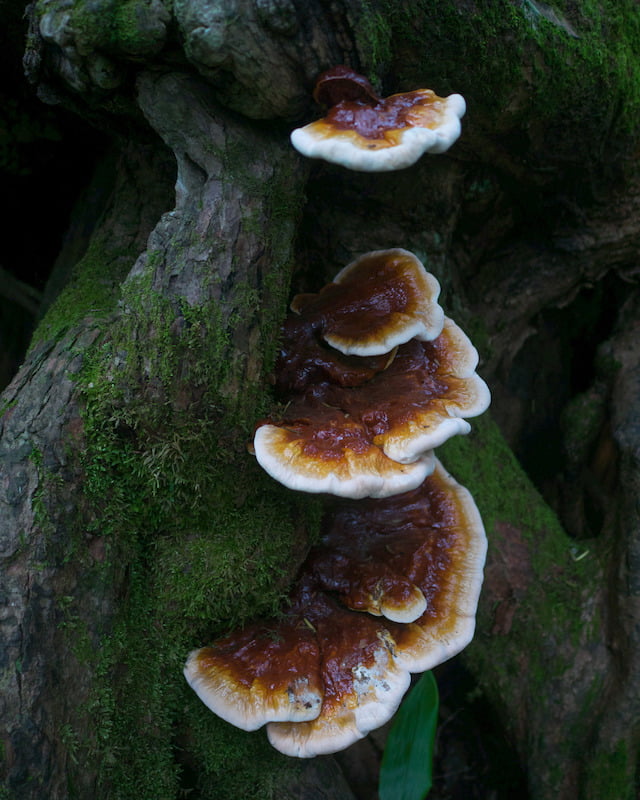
2 1 640 798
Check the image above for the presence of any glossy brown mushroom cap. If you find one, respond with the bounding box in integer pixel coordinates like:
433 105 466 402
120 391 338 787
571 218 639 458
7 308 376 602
183 614 323 730
255 313 489 498
266 460 487 757
290 249 444 356
291 67 466 171
267 595 410 757
185 460 487 757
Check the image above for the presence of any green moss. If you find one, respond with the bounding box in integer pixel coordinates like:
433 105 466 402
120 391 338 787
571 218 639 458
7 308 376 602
55 221 319 796
440 413 600 690
439 413 560 540
61 0 169 58
356 1 640 155
584 739 636 800
31 231 130 348
187 703 298 800
64 379 319 796
354 0 393 80
362 1 525 100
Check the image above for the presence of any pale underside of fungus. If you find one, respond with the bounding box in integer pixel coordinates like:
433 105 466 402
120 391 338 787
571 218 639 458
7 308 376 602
252 249 490 499
184 459 487 758
290 65 466 172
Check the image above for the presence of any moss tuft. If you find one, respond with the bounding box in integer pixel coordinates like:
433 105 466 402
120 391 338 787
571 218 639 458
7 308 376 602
56 240 321 796
440 413 600 689
57 0 169 58
583 738 636 800
31 229 129 348
355 0 640 162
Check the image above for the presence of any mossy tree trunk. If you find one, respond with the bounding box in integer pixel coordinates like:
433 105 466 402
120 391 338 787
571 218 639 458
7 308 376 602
2 1 640 798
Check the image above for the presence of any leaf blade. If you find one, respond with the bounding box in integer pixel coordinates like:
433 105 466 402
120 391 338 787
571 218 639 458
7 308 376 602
379 671 439 800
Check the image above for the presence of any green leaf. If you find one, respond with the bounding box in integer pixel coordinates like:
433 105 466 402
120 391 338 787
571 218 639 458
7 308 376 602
379 671 439 800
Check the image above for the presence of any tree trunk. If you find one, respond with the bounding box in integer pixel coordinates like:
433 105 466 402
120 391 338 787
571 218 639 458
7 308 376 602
2 2 640 798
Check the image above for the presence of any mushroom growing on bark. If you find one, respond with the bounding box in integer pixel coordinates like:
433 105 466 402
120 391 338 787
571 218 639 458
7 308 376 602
290 66 466 171
184 459 487 757
252 250 490 498
186 66 488 751
290 248 445 356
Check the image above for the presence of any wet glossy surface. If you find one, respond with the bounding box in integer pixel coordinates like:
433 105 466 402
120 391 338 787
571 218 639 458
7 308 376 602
196 612 321 693
272 337 451 461
310 67 442 141
312 476 457 620
272 313 390 394
324 90 441 139
290 250 434 348
187 463 483 736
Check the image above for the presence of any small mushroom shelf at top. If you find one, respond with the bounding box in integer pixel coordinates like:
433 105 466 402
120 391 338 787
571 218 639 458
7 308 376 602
184 459 487 758
252 249 490 499
290 65 466 172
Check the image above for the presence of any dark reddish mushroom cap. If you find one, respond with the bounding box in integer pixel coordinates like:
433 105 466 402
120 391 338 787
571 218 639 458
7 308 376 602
185 459 487 758
266 459 487 757
254 314 489 497
291 67 466 172
266 590 410 757
386 460 488 673
183 609 323 730
307 548 427 623
312 65 379 107
290 249 444 357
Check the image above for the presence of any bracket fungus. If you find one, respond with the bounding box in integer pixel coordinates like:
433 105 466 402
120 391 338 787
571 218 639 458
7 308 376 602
290 65 466 171
290 248 445 357
184 460 487 757
252 249 490 499
184 604 324 731
183 58 490 760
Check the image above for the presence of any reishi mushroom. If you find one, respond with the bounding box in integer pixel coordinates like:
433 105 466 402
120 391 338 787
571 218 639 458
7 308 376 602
184 603 323 731
290 65 466 172
185 78 489 759
184 459 487 757
290 248 445 356
253 423 436 500
252 250 490 499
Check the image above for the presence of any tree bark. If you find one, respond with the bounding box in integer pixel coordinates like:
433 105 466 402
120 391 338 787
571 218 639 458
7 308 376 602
2 1 640 798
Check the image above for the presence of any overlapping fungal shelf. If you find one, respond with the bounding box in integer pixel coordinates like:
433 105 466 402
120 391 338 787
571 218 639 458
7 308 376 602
185 460 486 757
184 247 491 757
254 249 490 498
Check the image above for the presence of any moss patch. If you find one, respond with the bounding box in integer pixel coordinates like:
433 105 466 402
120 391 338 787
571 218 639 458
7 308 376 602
440 413 601 692
31 232 128 347
54 237 322 796
583 738 636 800
38 0 170 59
357 0 640 162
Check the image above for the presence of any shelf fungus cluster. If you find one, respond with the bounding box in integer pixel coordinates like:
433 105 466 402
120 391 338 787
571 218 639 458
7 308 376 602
254 249 490 499
290 65 466 172
184 248 491 758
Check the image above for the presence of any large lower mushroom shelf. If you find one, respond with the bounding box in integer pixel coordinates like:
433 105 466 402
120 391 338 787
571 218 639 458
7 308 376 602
184 459 487 757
